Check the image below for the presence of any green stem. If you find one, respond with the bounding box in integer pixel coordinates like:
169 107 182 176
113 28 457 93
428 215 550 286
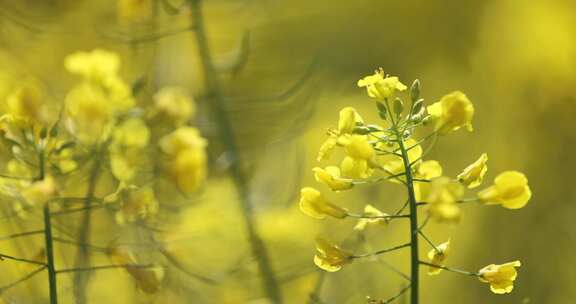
394 128 420 304
418 261 479 277
188 1 282 302
72 149 101 304
43 205 58 304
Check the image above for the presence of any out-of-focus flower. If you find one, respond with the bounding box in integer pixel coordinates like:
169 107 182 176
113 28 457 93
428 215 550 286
337 107 363 134
425 177 464 222
353 204 389 231
477 171 531 209
6 83 46 122
109 246 164 294
314 238 353 272
317 136 338 162
416 160 443 180
108 185 159 224
414 160 443 201
427 239 451 275
478 261 521 294
65 49 120 82
313 166 353 191
299 187 348 219
22 176 57 206
357 69 407 99
427 91 474 134
65 83 115 143
109 118 150 181
117 0 153 23
457 153 488 188
153 87 196 126
159 127 207 193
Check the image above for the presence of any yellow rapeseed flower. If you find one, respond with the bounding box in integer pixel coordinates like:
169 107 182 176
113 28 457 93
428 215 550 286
299 187 348 219
340 156 373 179
337 107 364 134
153 86 196 126
160 127 208 193
478 261 521 294
313 166 353 191
314 238 353 272
353 204 389 231
341 135 375 160
427 91 474 134
427 239 451 275
109 246 165 294
6 83 46 122
425 177 464 222
112 185 159 225
477 171 531 209
414 160 443 201
457 153 488 188
65 49 120 82
357 69 407 99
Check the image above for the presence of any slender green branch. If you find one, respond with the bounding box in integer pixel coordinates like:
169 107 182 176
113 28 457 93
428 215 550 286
56 264 156 274
0 252 47 266
0 266 47 294
43 205 58 304
0 230 44 241
352 243 411 259
417 231 440 254
347 213 409 219
382 284 411 304
418 261 480 277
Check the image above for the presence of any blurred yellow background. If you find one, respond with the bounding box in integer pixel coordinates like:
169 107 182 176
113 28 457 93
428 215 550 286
0 0 574 303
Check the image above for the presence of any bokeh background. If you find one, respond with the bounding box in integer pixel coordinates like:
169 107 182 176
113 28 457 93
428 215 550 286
0 0 575 303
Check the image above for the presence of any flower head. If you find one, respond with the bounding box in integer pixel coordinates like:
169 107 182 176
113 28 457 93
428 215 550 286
341 135 375 160
478 171 531 209
427 239 451 275
65 49 120 82
153 87 196 126
313 166 353 191
160 127 208 193
357 69 407 99
353 204 389 231
478 261 521 294
457 153 488 188
425 177 464 222
299 187 348 219
427 91 474 134
340 156 373 179
313 238 353 272
337 107 364 134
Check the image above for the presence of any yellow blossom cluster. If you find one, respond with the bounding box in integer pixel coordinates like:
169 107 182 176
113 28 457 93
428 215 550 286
298 68 532 298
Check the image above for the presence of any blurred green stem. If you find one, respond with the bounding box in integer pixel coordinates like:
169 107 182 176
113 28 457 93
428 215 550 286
73 148 101 304
188 0 283 302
